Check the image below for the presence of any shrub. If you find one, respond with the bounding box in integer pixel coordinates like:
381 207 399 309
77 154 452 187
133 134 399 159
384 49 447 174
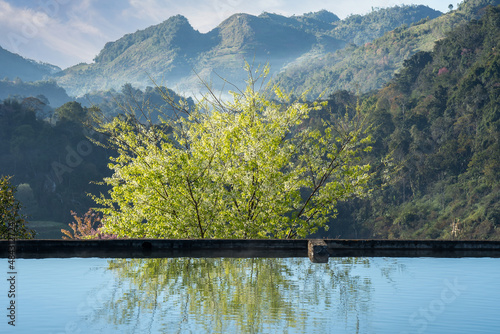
0 175 36 239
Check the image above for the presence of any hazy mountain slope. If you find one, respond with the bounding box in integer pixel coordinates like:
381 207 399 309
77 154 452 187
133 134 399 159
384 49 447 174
0 45 61 82
55 15 211 96
54 5 439 97
0 79 71 107
177 12 342 92
276 0 500 98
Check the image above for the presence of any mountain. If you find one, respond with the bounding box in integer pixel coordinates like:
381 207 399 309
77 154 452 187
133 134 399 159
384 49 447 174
0 45 61 82
54 5 440 96
276 0 500 98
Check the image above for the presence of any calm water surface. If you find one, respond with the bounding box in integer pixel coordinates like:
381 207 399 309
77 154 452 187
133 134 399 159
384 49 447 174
2 257 500 333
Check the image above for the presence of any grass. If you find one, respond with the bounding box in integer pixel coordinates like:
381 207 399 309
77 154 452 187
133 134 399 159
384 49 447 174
28 220 68 239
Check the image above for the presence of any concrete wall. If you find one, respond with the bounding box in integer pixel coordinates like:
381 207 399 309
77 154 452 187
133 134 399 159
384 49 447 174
1 239 307 259
2 239 500 261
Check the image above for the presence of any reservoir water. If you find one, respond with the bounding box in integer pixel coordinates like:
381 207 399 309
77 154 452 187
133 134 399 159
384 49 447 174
2 257 500 333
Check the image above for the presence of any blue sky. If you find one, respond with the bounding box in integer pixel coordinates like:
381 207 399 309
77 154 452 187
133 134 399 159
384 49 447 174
0 0 452 69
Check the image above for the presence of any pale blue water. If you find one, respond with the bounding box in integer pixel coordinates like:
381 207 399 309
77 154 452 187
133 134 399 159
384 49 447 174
1 257 499 333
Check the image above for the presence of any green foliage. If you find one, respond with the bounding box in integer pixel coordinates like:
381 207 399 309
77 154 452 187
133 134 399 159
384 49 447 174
332 5 440 46
0 175 35 239
15 183 38 216
5 2 500 241
0 83 193 228
77 83 195 121
94 15 207 63
55 101 88 124
93 65 372 238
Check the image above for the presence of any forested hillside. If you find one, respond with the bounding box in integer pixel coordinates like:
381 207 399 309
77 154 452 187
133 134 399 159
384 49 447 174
76 83 195 121
322 5 500 240
276 0 500 98
0 99 113 223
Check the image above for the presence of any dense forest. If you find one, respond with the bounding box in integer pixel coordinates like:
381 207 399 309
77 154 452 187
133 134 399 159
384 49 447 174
0 98 112 223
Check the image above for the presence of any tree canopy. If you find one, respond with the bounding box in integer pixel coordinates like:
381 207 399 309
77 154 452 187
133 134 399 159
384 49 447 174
92 65 372 239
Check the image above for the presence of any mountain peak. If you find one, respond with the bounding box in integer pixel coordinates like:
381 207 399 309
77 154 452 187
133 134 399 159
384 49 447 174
218 13 258 27
159 14 193 30
301 10 340 23
94 14 198 64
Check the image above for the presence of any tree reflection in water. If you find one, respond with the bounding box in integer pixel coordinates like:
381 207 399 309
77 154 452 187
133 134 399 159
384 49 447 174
87 257 384 333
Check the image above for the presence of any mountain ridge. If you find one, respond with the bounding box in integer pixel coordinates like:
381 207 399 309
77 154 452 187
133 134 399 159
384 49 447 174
53 5 441 96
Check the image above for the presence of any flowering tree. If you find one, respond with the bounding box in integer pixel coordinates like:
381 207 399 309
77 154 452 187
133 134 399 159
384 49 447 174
92 65 372 239
61 209 117 239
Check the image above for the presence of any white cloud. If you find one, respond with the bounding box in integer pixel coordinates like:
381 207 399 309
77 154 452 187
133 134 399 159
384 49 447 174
0 0 451 68
0 1 50 34
125 0 183 22
0 0 116 67
69 20 101 36
0 1 56 52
